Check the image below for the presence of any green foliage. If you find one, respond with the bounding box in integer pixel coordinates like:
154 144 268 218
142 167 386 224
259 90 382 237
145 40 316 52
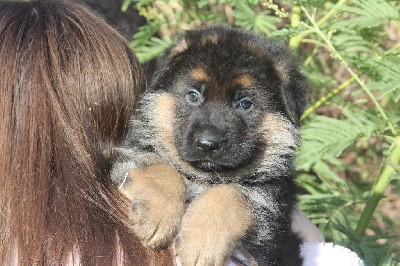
125 0 292 63
233 2 280 34
122 0 400 264
369 55 400 103
297 109 380 170
333 0 399 30
132 36 172 64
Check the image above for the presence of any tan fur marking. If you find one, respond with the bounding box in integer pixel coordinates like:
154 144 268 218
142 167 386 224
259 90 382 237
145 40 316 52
170 38 189 57
261 113 298 150
243 40 287 84
244 40 264 57
264 112 298 135
191 67 212 82
257 113 298 174
121 163 185 249
200 33 220 46
177 185 253 265
152 93 197 174
261 113 287 135
274 60 289 84
232 74 254 88
153 94 178 157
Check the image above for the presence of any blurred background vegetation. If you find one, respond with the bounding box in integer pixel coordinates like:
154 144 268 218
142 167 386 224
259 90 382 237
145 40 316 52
86 0 400 265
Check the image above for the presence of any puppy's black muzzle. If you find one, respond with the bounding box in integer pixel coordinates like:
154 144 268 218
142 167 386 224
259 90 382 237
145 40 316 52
193 126 225 152
176 103 258 172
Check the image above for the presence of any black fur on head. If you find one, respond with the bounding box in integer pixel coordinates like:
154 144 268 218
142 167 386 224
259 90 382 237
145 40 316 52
135 25 308 183
152 25 307 124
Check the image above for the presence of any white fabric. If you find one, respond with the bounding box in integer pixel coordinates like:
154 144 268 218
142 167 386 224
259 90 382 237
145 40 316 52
292 207 325 243
301 242 364 266
177 242 364 266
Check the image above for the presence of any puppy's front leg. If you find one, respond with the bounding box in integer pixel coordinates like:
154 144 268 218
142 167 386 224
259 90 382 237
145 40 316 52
176 185 253 266
120 163 186 249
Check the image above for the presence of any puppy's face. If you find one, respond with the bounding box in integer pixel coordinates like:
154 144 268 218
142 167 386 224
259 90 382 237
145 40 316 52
173 66 283 173
143 26 307 182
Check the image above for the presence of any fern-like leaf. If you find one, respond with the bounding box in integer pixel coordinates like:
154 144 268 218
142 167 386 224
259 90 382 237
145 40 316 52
297 111 378 170
373 56 400 103
333 0 399 29
132 22 162 47
332 30 370 56
132 37 172 63
233 2 280 34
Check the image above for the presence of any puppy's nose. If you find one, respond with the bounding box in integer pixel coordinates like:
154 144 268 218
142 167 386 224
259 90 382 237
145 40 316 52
194 131 223 151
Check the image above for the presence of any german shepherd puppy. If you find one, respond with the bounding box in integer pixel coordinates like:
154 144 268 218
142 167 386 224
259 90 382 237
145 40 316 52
112 25 307 265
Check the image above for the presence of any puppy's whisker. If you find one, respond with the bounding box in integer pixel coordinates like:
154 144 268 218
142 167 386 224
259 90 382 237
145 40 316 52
158 151 175 167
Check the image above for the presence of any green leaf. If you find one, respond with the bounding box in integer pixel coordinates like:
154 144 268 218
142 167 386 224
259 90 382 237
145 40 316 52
121 0 133 12
196 0 209 8
132 22 161 46
372 56 400 102
333 0 400 29
332 30 370 56
233 2 280 34
132 37 173 63
313 160 347 187
297 111 378 170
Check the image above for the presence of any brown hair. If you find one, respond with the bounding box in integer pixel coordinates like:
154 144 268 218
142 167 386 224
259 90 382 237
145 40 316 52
0 0 171 264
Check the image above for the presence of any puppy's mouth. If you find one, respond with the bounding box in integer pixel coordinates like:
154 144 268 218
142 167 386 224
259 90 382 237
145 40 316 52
189 160 231 172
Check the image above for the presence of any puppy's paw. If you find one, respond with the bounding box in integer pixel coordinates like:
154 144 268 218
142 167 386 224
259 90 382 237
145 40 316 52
121 163 186 249
176 185 253 266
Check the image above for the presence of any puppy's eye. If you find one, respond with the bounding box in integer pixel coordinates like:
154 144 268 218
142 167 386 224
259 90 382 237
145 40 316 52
186 90 203 105
237 98 253 110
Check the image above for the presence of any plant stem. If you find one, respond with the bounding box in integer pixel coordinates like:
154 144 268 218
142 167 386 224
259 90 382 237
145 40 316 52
301 77 355 121
354 136 400 240
121 0 132 12
301 7 398 136
289 0 348 49
301 5 400 241
316 0 347 26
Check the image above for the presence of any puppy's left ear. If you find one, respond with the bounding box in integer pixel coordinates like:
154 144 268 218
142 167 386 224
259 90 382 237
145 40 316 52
150 34 190 92
279 65 308 126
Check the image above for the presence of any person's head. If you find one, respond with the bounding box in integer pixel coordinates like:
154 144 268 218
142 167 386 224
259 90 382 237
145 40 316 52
0 0 170 264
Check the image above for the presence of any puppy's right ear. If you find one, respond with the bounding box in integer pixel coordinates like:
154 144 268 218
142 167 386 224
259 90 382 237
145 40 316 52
257 36 308 126
273 52 308 126
280 69 308 126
